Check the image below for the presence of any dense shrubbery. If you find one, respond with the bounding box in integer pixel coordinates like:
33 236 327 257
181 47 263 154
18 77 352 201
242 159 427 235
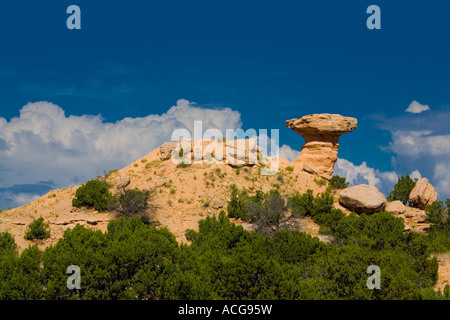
1 187 449 300
0 232 43 299
24 217 50 241
72 179 154 219
287 189 342 230
425 200 450 253
426 201 449 227
387 175 417 205
72 179 112 211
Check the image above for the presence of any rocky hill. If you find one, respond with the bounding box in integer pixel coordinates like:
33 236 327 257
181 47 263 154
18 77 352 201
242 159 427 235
0 113 448 290
0 142 327 251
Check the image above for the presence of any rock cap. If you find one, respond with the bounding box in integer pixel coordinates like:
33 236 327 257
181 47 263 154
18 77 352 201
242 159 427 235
285 113 357 136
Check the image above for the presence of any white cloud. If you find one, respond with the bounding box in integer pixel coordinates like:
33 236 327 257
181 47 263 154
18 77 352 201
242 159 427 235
386 131 450 157
11 194 40 207
0 99 242 208
432 163 450 199
278 145 300 162
334 158 381 187
405 100 430 114
409 170 422 180
378 171 399 184
384 129 450 199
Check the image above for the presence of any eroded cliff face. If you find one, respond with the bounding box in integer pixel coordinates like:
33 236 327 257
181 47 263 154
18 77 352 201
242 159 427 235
285 113 357 178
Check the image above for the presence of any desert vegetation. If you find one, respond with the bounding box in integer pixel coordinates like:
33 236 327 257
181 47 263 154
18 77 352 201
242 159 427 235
1 176 449 300
24 218 50 241
0 192 449 299
72 179 112 212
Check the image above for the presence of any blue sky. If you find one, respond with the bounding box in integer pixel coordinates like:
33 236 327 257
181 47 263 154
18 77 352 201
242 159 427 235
0 0 449 208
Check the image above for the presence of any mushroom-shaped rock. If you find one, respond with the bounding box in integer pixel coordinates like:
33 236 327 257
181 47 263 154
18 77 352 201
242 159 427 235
409 178 438 209
286 114 357 176
339 184 386 214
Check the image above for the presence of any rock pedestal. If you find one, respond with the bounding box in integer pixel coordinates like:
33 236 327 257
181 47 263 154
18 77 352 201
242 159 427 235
285 114 357 177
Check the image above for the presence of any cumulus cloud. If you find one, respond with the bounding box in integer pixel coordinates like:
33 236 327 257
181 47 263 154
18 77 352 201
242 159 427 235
0 99 242 209
409 170 422 180
334 158 382 187
385 130 450 157
374 105 450 200
405 100 430 114
384 131 450 199
279 145 300 162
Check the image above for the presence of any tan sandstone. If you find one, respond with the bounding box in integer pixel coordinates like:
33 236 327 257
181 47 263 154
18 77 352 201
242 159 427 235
385 200 407 215
159 138 263 167
285 114 357 177
339 184 386 214
409 178 438 209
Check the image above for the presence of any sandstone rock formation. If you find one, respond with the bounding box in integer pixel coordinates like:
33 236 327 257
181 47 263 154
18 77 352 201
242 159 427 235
285 114 357 177
158 138 262 167
302 162 332 181
409 178 438 209
156 178 167 188
385 200 407 215
224 138 261 167
339 184 386 214
116 175 131 189
159 142 178 160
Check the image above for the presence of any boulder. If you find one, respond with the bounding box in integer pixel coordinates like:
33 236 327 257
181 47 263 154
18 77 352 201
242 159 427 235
224 138 260 167
409 178 438 209
172 138 192 163
385 200 407 215
159 142 178 160
116 175 131 189
156 179 167 188
211 199 225 209
339 184 386 214
86 218 98 225
286 114 357 177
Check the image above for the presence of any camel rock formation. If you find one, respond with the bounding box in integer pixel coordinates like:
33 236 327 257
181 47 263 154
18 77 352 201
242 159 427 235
285 113 357 178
